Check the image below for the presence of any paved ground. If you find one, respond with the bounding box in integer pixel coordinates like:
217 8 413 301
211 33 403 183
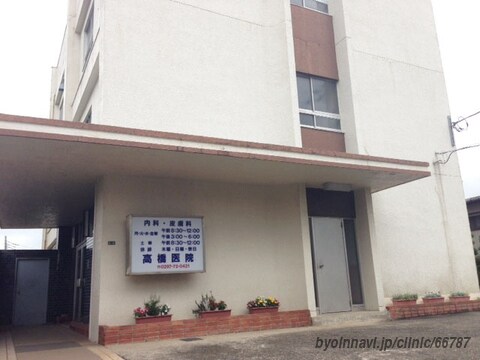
110 312 480 360
1 325 121 360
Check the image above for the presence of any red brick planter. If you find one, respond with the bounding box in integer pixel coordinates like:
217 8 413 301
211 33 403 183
422 297 444 305
198 310 231 319
99 309 312 345
392 299 417 307
248 306 279 314
449 296 470 303
135 314 172 324
386 299 480 320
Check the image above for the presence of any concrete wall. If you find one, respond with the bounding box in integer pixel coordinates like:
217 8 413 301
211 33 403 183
331 0 479 296
90 175 310 341
99 0 300 146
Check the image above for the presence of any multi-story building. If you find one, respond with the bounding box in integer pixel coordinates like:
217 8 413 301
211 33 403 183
0 0 479 343
467 197 480 252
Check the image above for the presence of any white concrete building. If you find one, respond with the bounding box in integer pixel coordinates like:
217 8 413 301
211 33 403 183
0 0 479 343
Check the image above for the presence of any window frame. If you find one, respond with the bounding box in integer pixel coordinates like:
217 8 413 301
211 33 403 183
291 0 329 15
296 73 341 132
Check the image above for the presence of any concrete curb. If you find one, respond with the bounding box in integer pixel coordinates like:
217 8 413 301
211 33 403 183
0 331 17 360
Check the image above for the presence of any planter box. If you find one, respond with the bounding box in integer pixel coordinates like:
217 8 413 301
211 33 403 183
198 310 231 319
392 299 417 307
135 314 172 324
248 306 279 314
422 297 445 305
449 296 470 303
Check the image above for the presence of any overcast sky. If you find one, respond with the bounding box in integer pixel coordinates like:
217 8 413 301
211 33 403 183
0 1 479 249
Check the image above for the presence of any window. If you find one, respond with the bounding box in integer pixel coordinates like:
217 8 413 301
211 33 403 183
291 0 329 14
59 98 64 120
296 73 340 130
83 5 94 66
83 108 92 124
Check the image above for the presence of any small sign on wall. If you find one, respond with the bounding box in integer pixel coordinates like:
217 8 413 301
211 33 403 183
127 216 205 275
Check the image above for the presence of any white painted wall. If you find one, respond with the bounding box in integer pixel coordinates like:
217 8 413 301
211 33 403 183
332 0 479 296
98 0 300 146
90 175 309 341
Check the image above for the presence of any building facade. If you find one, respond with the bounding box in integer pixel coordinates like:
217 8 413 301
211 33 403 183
0 0 479 343
467 197 480 254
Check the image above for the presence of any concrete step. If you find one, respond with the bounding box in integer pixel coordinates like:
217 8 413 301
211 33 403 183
312 310 389 327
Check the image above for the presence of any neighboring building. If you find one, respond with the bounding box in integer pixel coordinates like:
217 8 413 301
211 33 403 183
42 228 59 250
0 0 479 343
467 197 480 253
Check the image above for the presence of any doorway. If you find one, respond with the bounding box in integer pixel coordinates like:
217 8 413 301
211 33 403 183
73 238 93 323
311 218 351 313
13 258 50 325
310 217 363 313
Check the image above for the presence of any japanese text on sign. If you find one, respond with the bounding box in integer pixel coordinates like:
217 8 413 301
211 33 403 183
127 216 204 275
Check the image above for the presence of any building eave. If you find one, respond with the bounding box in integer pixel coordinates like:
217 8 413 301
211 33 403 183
0 113 431 228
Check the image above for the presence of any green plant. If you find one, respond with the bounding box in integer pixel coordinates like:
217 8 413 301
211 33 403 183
133 294 170 318
247 296 280 308
450 291 468 297
423 291 442 299
192 291 227 315
392 293 418 301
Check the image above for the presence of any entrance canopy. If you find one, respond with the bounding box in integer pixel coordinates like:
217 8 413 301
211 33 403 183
0 113 430 228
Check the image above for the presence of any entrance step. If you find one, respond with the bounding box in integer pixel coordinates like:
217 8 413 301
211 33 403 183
70 322 89 338
312 310 388 327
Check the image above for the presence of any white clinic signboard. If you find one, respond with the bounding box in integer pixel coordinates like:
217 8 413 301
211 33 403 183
127 216 205 275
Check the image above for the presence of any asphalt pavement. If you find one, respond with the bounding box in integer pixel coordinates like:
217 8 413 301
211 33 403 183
109 312 480 360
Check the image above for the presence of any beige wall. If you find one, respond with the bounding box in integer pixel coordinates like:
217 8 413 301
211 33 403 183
90 175 310 341
100 0 300 146
331 0 479 297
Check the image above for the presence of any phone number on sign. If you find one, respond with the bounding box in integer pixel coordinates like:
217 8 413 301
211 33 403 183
157 264 191 269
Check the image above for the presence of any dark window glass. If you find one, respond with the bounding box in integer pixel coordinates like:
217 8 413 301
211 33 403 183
305 0 328 13
315 116 340 130
300 113 315 127
312 77 339 114
297 75 313 110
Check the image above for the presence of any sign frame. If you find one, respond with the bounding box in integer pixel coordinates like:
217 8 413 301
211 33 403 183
126 215 206 275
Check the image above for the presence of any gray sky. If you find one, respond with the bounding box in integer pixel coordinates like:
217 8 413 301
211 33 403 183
0 1 479 249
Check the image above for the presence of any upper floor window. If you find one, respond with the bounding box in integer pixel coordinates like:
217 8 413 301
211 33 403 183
83 4 94 66
291 0 329 14
83 108 92 124
296 73 340 131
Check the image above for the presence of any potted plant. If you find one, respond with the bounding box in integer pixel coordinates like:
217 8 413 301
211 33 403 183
134 295 172 324
391 293 418 307
449 291 470 302
422 291 444 304
193 291 230 319
247 296 280 314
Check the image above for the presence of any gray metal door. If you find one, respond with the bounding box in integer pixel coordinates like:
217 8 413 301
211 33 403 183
13 259 50 325
311 217 352 313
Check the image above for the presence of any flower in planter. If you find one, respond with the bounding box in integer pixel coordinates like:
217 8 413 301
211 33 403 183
391 293 418 301
423 291 442 299
134 294 171 318
133 307 147 318
247 296 280 308
192 291 228 316
450 291 468 298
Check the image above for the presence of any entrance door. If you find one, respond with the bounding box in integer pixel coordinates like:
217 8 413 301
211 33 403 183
311 217 352 313
13 259 50 325
73 239 93 323
73 245 84 321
